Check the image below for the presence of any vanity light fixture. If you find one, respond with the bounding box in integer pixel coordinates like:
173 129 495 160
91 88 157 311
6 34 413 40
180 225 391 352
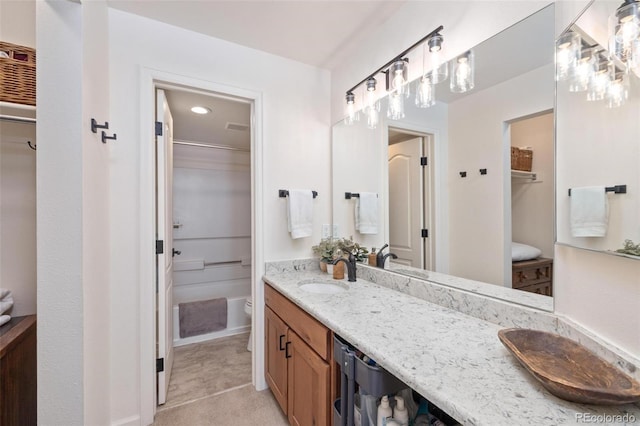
345 92 360 125
426 32 448 84
343 25 444 126
363 78 381 129
450 50 475 93
191 106 211 115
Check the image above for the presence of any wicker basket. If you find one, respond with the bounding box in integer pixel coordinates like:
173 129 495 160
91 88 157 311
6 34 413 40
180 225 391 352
511 147 533 172
0 41 36 106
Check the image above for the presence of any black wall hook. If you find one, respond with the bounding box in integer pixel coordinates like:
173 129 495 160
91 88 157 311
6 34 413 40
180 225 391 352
91 118 109 134
101 131 117 143
459 171 467 178
27 141 36 151
479 168 488 175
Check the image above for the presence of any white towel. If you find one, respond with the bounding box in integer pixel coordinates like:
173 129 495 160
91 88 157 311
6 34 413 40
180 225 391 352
570 186 609 237
287 189 314 239
0 289 13 316
0 315 10 327
355 192 378 234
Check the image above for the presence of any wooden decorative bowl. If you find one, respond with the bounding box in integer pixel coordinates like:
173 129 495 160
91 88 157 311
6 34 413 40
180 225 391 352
498 328 640 405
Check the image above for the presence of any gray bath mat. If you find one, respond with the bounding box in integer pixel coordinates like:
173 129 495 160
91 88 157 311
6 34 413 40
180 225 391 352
179 298 227 338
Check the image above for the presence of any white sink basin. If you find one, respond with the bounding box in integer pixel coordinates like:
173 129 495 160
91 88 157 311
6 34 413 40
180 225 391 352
298 281 347 294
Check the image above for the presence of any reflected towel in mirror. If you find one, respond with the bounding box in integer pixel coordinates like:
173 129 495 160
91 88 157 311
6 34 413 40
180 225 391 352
570 186 609 237
0 289 13 316
355 192 378 234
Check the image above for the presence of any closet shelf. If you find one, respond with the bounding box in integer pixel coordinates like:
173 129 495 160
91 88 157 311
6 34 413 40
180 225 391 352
511 170 537 181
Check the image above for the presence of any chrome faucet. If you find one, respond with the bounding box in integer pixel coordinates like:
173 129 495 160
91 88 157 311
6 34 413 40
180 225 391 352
376 244 397 268
333 253 357 282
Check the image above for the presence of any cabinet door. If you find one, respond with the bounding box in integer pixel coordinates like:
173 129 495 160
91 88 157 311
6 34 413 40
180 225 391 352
287 331 330 426
265 307 289 414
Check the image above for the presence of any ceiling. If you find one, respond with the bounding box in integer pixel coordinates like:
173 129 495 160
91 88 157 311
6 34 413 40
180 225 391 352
107 0 406 70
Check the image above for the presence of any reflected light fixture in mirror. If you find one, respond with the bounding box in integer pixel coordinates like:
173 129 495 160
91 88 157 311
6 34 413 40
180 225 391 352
345 92 359 125
587 53 611 101
606 70 630 107
450 50 475 93
556 31 581 81
569 46 597 92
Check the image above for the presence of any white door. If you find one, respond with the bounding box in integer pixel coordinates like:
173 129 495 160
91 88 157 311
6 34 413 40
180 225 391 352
156 89 174 405
388 137 425 268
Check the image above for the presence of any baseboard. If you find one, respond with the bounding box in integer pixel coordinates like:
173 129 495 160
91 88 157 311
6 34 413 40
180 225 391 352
173 325 250 347
111 414 141 426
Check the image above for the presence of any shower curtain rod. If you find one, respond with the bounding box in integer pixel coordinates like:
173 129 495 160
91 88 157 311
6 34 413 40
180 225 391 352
173 139 249 152
0 114 36 124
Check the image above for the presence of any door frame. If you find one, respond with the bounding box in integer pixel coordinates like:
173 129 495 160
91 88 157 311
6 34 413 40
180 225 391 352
385 122 441 272
138 68 265 425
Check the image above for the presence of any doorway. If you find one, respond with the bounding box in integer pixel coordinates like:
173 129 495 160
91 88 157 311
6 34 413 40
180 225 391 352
139 69 265 425
387 127 435 270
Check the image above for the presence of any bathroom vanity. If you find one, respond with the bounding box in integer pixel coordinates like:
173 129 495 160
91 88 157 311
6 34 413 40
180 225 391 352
263 261 640 426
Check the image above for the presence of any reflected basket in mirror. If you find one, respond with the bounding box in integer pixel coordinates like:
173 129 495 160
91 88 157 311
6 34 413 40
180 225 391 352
0 41 36 106
511 147 533 171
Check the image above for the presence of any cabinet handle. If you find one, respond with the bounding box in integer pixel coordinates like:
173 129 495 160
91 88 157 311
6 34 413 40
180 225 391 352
279 334 286 351
285 341 292 359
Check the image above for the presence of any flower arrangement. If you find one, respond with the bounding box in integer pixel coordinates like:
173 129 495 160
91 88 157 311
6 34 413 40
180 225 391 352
336 236 369 263
312 238 341 263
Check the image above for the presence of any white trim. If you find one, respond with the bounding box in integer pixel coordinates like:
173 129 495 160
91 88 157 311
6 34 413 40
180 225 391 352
110 415 141 426
138 67 265 424
384 119 448 274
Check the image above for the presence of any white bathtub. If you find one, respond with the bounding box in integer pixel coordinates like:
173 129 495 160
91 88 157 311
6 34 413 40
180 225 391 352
172 296 250 347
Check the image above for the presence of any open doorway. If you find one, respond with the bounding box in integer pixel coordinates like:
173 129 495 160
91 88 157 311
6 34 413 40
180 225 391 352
387 127 435 270
154 85 254 410
508 110 555 295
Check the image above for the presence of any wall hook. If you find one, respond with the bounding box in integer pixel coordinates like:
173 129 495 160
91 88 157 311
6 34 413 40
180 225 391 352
101 131 117 143
459 171 467 178
27 140 36 151
91 118 109 134
479 168 488 175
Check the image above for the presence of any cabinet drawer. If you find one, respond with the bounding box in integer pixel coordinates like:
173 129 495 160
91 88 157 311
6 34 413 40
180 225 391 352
512 258 553 288
517 281 553 297
265 284 330 360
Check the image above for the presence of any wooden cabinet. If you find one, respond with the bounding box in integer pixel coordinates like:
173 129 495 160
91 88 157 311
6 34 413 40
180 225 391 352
0 315 37 426
512 258 553 296
265 284 332 426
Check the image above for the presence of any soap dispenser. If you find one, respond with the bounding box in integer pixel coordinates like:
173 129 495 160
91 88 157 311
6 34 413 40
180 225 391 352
377 395 393 426
393 395 409 426
368 248 377 266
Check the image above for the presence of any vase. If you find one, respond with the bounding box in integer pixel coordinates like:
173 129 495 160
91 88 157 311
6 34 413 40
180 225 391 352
320 261 327 273
332 261 344 280
326 264 334 275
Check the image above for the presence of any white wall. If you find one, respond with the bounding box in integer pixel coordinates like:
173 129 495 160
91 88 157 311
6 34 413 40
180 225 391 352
0 0 35 48
448 64 554 286
37 1 112 425
108 9 330 424
36 2 84 424
511 112 555 258
0 120 36 316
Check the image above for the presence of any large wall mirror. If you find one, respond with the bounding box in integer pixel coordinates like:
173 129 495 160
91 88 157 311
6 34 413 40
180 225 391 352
556 1 640 258
332 4 556 309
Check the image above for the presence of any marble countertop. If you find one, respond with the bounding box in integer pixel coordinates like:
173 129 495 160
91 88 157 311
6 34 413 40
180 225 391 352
263 269 640 426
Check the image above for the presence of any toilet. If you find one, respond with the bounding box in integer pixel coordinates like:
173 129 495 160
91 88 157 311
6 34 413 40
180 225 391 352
244 297 253 351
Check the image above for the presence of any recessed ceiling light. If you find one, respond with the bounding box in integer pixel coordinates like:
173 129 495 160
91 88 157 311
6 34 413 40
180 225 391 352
191 106 211 115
